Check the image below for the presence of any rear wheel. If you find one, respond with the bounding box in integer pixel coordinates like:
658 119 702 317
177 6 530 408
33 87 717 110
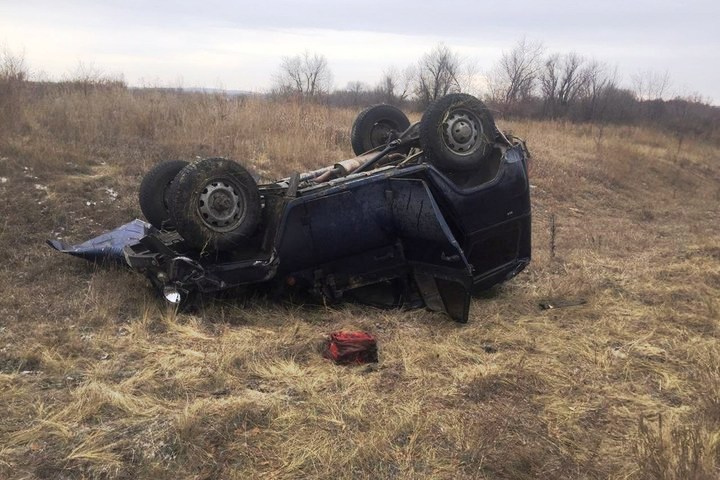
168 158 261 251
139 160 189 229
350 104 410 155
419 93 496 171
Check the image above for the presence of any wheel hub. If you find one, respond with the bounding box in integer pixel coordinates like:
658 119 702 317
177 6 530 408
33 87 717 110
451 120 472 143
198 181 245 232
210 191 233 213
370 121 394 147
443 111 482 156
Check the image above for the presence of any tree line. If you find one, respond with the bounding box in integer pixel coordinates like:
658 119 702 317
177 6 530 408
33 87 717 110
2 42 718 142
272 41 719 141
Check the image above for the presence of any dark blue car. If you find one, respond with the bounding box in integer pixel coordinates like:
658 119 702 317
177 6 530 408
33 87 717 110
51 93 531 322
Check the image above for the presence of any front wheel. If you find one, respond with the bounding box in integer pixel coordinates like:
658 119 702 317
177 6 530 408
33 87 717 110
419 93 496 171
168 158 261 251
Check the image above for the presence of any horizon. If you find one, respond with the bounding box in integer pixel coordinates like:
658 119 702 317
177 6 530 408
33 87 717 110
1 0 718 104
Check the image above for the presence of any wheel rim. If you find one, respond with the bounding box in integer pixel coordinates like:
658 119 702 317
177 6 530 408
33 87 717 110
442 108 484 156
197 180 246 232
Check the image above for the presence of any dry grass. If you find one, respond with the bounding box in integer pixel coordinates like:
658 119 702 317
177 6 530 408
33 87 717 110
0 87 719 479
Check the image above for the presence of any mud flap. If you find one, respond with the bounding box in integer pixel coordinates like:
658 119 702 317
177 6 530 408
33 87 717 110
390 178 473 322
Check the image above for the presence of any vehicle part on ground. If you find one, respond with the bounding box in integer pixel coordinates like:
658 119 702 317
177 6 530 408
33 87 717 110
47 219 151 262
168 157 261 251
419 93 496 171
139 160 189 229
50 93 531 323
350 104 411 156
539 298 588 310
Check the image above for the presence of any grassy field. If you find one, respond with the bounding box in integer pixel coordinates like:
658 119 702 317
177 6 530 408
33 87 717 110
0 86 719 479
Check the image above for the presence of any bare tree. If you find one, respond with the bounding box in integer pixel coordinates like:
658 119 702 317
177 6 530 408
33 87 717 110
541 52 590 117
557 53 587 106
0 47 28 133
456 58 483 98
377 70 397 104
68 61 105 84
0 46 28 82
376 66 413 104
273 51 333 97
488 38 544 107
580 61 621 122
346 81 365 94
63 61 126 95
346 80 367 105
414 44 462 106
540 53 560 115
631 69 671 101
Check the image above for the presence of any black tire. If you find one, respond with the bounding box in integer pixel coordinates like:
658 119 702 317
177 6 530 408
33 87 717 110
139 160 189 229
350 104 410 156
419 93 496 171
168 158 261 251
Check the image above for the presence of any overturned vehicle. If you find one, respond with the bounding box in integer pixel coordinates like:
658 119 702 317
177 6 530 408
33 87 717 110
50 93 531 322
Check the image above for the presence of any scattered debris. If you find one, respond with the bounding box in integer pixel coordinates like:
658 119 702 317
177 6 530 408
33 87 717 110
23 166 38 179
50 226 65 240
104 187 118 201
117 326 131 336
34 184 48 191
610 347 628 359
324 331 378 365
539 298 588 310
482 343 498 354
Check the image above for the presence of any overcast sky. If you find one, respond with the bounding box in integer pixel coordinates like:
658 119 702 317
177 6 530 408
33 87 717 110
1 0 718 102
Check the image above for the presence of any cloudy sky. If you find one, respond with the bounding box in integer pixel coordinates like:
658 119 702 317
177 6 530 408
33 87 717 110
1 0 718 102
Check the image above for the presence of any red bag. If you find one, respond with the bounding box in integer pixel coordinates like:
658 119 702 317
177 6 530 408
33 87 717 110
324 331 378 364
